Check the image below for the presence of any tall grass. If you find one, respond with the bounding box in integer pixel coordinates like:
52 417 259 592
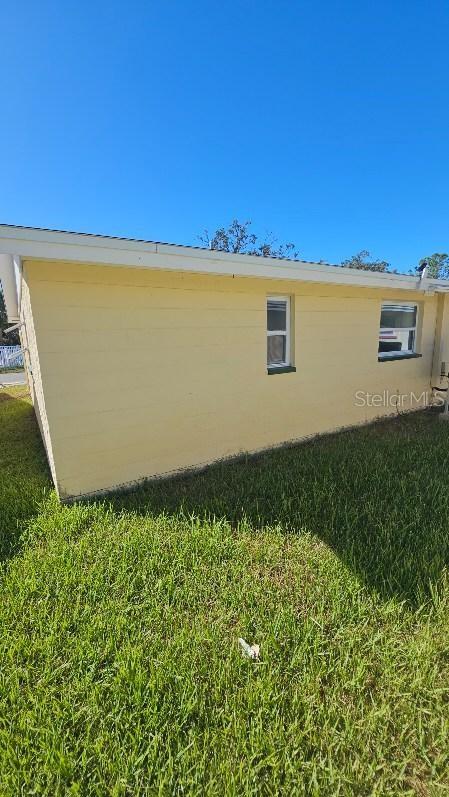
0 389 49 559
0 389 448 795
114 409 449 606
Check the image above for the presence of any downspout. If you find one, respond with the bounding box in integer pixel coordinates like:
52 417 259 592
0 254 30 383
431 291 449 420
415 263 449 414
0 253 20 322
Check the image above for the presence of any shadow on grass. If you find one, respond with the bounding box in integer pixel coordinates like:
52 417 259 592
2 387 449 606
0 390 50 562
110 410 449 606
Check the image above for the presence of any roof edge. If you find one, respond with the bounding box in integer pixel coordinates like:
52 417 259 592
0 223 446 293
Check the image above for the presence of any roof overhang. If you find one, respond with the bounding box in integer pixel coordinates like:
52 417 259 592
0 224 448 294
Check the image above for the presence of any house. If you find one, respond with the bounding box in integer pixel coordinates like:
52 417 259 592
1 224 449 501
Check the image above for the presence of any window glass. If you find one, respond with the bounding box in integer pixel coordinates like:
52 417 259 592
380 305 417 330
267 300 287 332
267 335 286 365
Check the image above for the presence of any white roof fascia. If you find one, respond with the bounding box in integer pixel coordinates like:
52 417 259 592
0 224 447 293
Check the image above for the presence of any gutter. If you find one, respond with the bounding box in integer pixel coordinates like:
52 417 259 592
0 224 448 294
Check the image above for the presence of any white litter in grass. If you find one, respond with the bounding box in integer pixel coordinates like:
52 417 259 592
238 637 260 660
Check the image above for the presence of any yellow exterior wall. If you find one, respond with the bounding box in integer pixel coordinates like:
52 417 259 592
19 267 58 485
23 258 443 499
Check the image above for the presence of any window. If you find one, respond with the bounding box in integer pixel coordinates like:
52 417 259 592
378 303 418 358
267 296 292 370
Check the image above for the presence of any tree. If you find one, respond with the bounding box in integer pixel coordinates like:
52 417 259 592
0 286 20 345
199 219 299 260
415 253 449 279
341 250 393 273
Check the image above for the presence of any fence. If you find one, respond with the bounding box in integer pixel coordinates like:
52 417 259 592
0 346 24 368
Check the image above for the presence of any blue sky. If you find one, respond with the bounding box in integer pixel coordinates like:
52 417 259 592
2 1 448 272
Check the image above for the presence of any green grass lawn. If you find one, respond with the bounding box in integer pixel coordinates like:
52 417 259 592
1 388 449 796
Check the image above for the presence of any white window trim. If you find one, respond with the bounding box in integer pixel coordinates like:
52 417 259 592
378 302 418 359
267 295 291 368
